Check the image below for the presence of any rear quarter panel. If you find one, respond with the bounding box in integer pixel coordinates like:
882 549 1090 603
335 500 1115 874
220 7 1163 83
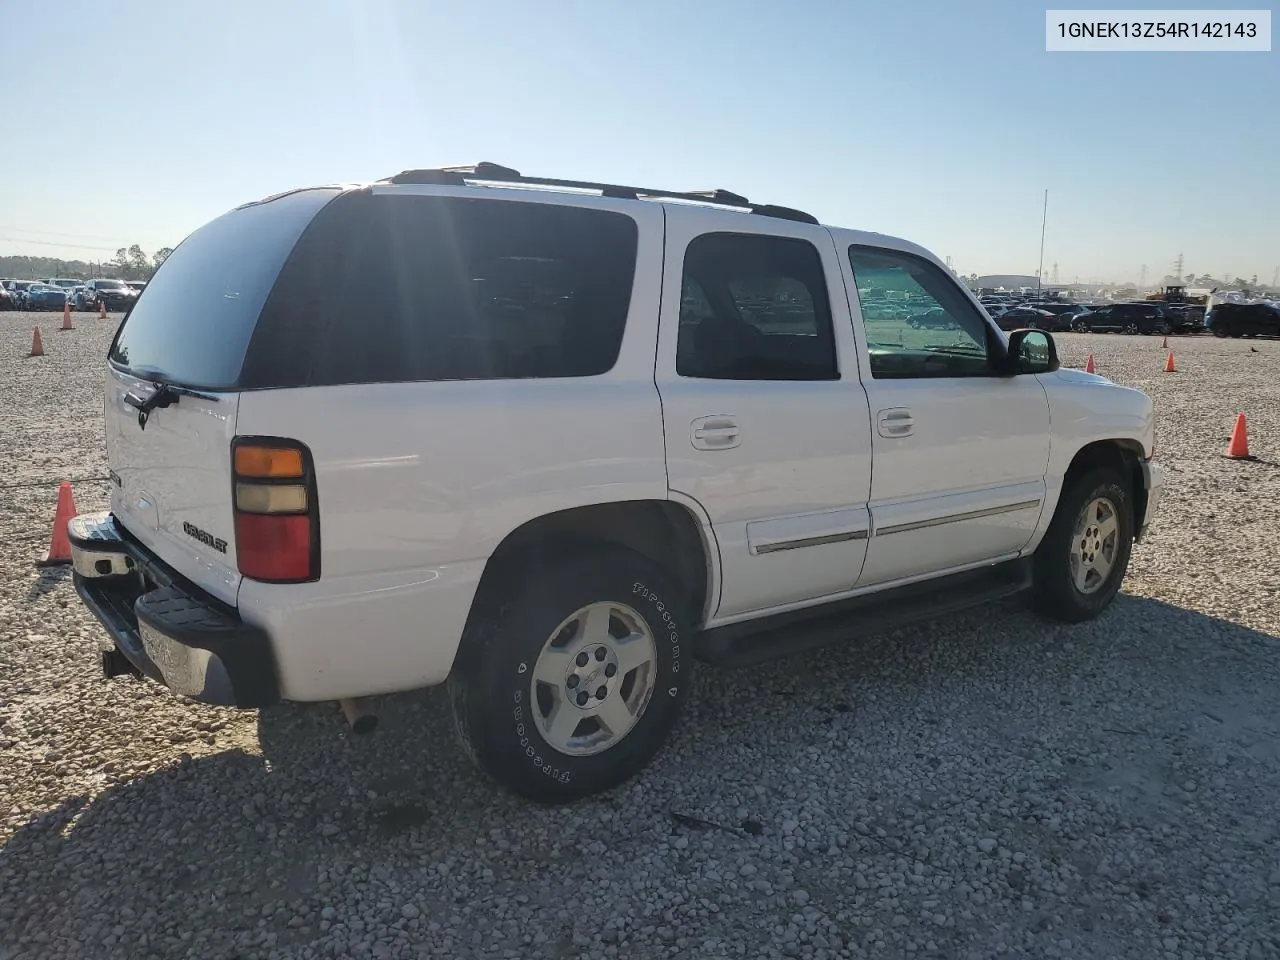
235 198 670 700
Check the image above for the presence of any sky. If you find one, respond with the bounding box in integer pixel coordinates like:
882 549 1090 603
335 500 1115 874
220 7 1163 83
0 0 1276 284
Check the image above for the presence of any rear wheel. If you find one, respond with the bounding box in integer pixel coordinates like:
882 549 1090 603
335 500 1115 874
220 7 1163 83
1032 467 1134 623
448 546 691 803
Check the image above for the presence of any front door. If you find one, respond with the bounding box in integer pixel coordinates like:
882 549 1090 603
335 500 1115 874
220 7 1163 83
838 242 1052 586
655 215 874 621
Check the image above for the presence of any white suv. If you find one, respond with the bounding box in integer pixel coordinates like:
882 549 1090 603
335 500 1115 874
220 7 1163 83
69 163 1163 803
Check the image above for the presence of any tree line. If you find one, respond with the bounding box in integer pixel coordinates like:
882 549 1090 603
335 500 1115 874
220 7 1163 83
0 244 173 282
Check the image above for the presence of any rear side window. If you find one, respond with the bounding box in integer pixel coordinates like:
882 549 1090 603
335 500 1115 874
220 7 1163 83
675 233 838 381
244 193 639 388
109 189 338 389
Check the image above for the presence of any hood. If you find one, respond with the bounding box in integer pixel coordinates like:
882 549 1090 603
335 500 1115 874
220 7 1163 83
1050 367 1111 385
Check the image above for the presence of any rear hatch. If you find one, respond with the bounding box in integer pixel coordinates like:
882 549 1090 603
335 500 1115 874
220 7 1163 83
105 187 340 606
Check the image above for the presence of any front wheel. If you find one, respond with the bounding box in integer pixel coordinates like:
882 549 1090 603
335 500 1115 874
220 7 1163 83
448 546 691 803
1122 322 1139 335
1032 467 1134 623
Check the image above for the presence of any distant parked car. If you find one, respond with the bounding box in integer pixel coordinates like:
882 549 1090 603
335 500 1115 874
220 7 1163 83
1072 302 1173 335
0 285 13 310
1028 302 1091 329
1205 302 1280 338
24 283 71 311
995 306 1059 332
75 278 138 312
906 306 954 329
9 280 34 308
1159 304 1205 334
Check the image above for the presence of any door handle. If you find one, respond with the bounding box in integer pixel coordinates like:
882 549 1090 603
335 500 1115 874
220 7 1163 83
877 407 915 438
691 416 741 450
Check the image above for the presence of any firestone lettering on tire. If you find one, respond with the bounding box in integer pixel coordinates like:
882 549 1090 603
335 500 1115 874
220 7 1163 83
512 684 572 782
631 581 681 677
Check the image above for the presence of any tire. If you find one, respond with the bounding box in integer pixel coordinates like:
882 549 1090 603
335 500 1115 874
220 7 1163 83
1072 321 1088 333
447 546 691 803
1032 467 1134 623
1122 322 1139 335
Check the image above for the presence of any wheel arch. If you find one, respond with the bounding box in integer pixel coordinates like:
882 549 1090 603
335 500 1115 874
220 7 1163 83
1062 439 1147 535
461 499 717 647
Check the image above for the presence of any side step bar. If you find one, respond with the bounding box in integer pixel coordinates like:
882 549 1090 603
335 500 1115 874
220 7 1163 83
695 558 1033 668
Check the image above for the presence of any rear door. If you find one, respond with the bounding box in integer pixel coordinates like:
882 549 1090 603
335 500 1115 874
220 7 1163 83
655 211 873 620
838 240 1051 586
105 187 340 605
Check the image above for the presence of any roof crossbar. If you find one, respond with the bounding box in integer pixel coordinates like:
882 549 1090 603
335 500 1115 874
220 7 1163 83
379 162 818 225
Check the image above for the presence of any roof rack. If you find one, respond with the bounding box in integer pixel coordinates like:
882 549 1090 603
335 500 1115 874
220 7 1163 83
378 162 819 225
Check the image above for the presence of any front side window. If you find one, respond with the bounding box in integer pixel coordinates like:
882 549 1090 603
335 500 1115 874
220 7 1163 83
847 246 994 379
676 232 838 381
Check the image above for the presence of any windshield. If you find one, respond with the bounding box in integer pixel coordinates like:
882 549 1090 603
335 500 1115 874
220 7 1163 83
95 280 127 290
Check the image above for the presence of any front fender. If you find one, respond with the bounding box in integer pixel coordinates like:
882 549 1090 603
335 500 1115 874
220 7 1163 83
1021 370 1157 553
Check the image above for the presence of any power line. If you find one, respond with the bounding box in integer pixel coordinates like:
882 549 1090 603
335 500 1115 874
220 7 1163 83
0 225 127 243
0 236 123 253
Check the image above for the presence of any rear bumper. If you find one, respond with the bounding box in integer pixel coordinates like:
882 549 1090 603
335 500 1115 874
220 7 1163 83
68 511 279 707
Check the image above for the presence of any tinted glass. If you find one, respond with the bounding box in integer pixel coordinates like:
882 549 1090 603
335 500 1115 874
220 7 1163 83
848 246 994 379
109 188 338 388
245 193 639 387
675 232 837 381
96 279 127 290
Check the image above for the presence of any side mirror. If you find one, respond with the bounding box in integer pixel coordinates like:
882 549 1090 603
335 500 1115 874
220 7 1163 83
1002 328 1059 375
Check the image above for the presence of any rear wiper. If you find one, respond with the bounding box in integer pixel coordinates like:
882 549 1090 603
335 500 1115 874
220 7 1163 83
123 380 219 430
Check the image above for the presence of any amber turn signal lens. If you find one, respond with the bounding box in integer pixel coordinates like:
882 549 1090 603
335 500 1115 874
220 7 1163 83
234 445 304 479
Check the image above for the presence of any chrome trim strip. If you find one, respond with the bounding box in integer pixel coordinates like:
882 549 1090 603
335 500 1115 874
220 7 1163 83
876 499 1042 537
753 529 869 555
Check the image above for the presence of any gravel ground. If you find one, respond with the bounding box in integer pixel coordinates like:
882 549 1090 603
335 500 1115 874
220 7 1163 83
2 310 1279 960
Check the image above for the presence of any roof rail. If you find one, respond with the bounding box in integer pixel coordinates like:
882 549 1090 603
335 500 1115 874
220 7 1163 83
378 162 819 225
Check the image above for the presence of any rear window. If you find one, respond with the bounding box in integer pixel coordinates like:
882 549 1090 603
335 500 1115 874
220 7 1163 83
241 192 639 388
108 188 339 389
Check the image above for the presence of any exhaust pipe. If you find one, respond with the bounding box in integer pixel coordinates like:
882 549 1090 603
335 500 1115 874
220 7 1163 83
338 698 378 735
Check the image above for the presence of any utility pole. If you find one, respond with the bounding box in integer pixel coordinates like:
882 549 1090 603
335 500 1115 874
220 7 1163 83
1036 189 1048 293
1139 264 1148 290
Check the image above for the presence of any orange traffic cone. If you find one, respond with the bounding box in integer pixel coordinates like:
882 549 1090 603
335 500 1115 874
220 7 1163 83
1084 354 1096 373
1225 413 1256 460
36 481 78 567
28 326 44 357
97 299 107 319
60 302 74 331
1164 351 1176 373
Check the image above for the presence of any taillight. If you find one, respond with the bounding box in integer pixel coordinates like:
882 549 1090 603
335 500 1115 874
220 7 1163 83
231 437 319 583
